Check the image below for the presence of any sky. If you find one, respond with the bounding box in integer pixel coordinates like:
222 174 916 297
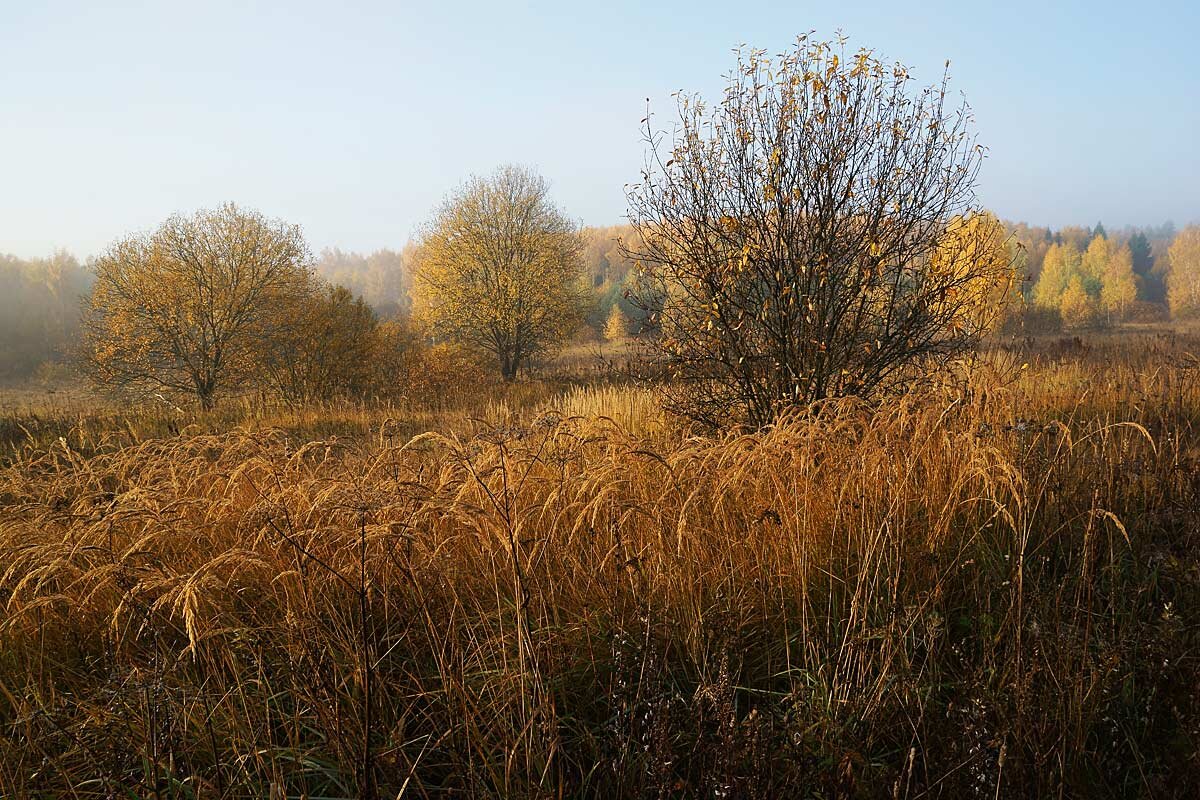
1 0 1197 260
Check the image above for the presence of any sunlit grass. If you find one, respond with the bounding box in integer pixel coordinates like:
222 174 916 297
1 333 1199 796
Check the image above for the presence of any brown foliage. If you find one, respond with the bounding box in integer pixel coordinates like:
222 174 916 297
260 280 382 404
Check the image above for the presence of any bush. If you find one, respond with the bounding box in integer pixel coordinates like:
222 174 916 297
1002 304 1063 336
625 37 1014 428
405 342 495 410
1126 300 1170 324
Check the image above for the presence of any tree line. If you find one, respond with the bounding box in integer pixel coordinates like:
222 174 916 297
8 216 1193 390
0 225 646 391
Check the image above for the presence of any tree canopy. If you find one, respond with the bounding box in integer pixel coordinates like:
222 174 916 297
1168 225 1200 318
1032 231 1140 327
82 204 311 409
0 251 92 379
411 165 585 380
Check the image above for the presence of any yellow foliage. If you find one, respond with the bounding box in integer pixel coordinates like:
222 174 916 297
1033 242 1082 310
1059 275 1098 329
1168 225 1200 319
411 166 585 380
930 211 1019 333
1100 245 1138 321
1080 235 1111 285
82 204 311 409
604 304 630 342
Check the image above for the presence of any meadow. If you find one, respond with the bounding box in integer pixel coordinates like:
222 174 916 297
1 330 1199 798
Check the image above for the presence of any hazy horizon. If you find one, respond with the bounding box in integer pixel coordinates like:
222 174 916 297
2 0 1197 260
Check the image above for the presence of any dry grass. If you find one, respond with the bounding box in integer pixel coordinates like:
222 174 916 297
2 333 1199 797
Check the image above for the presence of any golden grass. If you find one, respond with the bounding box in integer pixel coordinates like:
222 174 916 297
2 334 1200 797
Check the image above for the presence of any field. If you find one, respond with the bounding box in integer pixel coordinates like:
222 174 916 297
2 331 1199 798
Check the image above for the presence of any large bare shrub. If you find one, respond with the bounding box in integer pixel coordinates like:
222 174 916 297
625 36 1015 427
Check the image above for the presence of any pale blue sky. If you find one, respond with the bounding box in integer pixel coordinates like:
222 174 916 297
1 0 1197 259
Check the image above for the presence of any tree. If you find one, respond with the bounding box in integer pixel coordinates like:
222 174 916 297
580 225 651 335
1080 235 1110 296
411 165 585 380
1035 234 1135 326
1129 232 1153 274
1100 244 1138 322
929 212 1020 333
1057 226 1092 251
82 204 310 409
1167 225 1200 318
371 317 424 399
581 225 637 286
1059 275 1097 329
1033 242 1081 310
260 279 380 404
604 303 629 342
0 251 92 378
1005 221 1052 288
625 36 1014 427
314 247 412 318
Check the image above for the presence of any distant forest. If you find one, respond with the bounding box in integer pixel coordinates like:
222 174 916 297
0 219 1188 381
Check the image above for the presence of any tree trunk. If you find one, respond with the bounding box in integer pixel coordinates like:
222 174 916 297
197 385 216 412
500 352 517 382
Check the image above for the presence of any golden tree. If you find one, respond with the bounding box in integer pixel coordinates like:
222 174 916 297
82 204 310 409
1167 225 1200 318
1080 235 1110 294
1033 242 1082 310
1059 275 1098 329
929 212 1019 334
1100 244 1138 322
625 36 1014 427
603 304 630 342
411 165 585 380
